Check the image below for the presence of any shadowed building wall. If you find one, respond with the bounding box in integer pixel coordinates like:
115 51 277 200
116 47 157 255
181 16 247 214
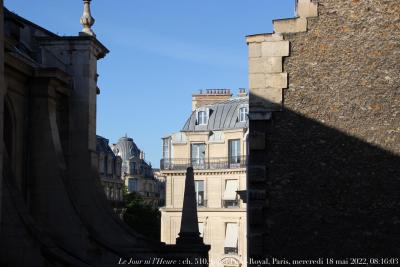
247 0 400 262
0 2 209 266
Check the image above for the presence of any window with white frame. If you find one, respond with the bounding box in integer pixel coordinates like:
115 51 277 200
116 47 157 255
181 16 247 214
162 138 170 159
239 106 248 122
222 179 239 208
191 143 206 167
197 111 208 125
224 223 238 254
229 139 241 165
196 107 210 125
195 180 205 207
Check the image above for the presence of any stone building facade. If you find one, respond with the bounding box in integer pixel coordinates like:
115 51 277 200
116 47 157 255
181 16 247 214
0 2 209 266
113 135 163 207
96 135 124 204
246 0 400 262
160 89 248 267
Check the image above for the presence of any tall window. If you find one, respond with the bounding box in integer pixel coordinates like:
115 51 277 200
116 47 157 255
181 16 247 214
191 143 205 168
195 180 205 207
224 223 239 255
229 139 241 165
128 178 137 192
222 180 239 208
239 106 248 122
162 138 170 159
129 161 136 174
197 111 208 125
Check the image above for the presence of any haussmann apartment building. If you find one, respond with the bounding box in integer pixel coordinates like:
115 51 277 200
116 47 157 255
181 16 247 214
160 89 249 267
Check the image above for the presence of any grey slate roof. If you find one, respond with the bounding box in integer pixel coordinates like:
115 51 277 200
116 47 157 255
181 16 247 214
96 135 116 156
182 96 249 132
115 136 141 161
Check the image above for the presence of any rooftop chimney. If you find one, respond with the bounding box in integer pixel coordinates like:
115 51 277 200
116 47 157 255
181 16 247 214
192 89 232 111
238 88 247 97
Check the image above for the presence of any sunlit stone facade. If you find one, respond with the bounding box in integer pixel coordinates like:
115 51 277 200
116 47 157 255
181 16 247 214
160 89 248 267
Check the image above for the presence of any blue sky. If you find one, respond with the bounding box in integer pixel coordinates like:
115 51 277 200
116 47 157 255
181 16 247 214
5 0 294 167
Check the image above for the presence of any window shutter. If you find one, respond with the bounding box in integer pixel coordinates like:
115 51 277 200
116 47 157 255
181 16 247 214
223 180 238 200
224 223 238 248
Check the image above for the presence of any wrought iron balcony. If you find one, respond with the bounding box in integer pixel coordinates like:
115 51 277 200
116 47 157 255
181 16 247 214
222 199 240 208
224 247 238 255
160 156 247 170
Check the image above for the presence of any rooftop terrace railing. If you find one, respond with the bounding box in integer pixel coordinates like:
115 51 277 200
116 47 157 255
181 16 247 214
160 156 247 171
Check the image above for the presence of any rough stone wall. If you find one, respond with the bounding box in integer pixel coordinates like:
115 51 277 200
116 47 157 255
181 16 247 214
284 0 399 154
248 0 400 261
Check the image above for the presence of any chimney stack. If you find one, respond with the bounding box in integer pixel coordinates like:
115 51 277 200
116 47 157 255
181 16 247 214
192 89 232 111
238 88 247 97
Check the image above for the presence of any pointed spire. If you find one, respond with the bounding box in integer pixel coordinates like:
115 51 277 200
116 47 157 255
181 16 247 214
80 0 96 37
176 167 203 245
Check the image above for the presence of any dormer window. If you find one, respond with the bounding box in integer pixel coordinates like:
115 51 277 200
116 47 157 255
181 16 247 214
239 106 248 122
197 109 209 125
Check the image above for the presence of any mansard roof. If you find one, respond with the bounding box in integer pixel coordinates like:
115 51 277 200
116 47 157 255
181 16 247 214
182 96 249 132
96 135 116 156
114 136 141 161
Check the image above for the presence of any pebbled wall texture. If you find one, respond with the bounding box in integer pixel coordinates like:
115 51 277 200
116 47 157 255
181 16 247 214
247 0 400 262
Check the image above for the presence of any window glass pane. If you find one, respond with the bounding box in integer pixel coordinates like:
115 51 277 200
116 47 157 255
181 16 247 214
163 139 169 159
191 144 205 167
198 111 208 125
195 180 205 206
239 106 248 122
229 139 240 164
223 180 238 200
224 223 238 248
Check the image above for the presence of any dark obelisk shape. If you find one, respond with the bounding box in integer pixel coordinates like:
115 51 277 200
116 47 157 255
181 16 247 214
176 167 203 244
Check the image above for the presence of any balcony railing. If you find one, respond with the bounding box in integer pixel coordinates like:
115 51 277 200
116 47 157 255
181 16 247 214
160 156 247 170
224 247 238 255
222 199 239 208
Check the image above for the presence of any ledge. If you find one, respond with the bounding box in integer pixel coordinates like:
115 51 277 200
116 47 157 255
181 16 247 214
273 17 307 33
